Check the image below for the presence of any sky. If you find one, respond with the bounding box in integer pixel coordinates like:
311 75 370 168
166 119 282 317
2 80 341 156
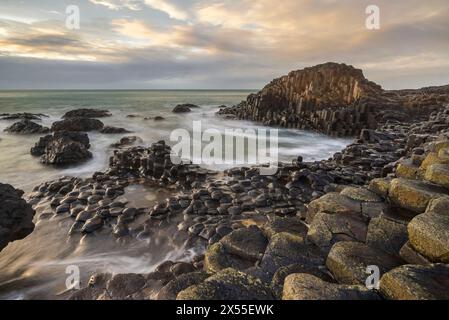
0 0 448 90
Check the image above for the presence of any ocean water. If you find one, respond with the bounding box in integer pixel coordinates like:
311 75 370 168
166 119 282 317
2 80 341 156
0 90 351 191
0 90 351 299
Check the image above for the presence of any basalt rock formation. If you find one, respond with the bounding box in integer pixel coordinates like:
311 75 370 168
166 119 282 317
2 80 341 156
4 120 50 134
31 131 92 165
0 183 35 252
62 108 111 119
218 63 449 136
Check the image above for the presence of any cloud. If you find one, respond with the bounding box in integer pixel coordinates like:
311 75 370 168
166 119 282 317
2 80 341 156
144 0 189 21
89 0 143 11
89 0 189 20
1 0 449 89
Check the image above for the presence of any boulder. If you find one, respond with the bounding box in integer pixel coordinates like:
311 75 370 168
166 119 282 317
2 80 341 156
176 268 274 300
31 132 92 165
263 216 308 238
204 226 268 273
424 164 449 188
172 104 194 113
271 264 333 299
110 136 143 148
407 197 449 262
380 264 449 300
283 273 379 300
62 108 111 118
51 117 104 132
366 216 408 256
106 273 146 299
326 241 404 285
259 232 324 276
0 183 36 252
307 192 361 222
340 187 382 202
4 120 50 134
388 178 447 213
0 112 46 121
368 177 391 198
100 126 132 134
220 226 268 261
156 272 209 300
307 212 368 252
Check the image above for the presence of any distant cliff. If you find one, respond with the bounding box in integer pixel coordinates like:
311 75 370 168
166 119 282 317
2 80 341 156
218 62 449 136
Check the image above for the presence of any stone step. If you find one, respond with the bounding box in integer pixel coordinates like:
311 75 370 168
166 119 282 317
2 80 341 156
396 159 419 179
424 163 449 188
326 241 404 285
388 178 448 213
380 264 449 300
282 273 379 300
407 197 449 263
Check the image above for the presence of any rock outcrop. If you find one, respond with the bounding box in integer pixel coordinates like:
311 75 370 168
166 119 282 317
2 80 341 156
0 183 35 252
51 117 104 132
218 62 449 136
62 108 111 118
31 131 92 165
4 120 50 134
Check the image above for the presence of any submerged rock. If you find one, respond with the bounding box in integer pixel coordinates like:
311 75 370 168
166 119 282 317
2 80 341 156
4 120 50 134
51 117 104 132
100 126 132 134
62 108 111 118
31 131 92 165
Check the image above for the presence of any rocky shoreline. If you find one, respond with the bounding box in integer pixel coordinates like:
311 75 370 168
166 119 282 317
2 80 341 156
1 63 449 300
11 103 446 300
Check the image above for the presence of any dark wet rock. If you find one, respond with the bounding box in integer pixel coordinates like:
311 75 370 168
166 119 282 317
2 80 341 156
177 268 274 300
51 117 104 132
69 273 112 300
326 241 404 285
380 264 449 300
62 108 111 118
100 126 132 134
82 216 103 233
4 120 50 134
283 273 379 300
0 112 47 121
156 272 209 300
31 132 92 165
264 216 307 239
172 104 193 113
170 262 196 276
0 183 35 252
106 273 146 299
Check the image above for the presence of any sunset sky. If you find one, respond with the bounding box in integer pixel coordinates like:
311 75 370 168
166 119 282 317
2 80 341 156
0 0 448 89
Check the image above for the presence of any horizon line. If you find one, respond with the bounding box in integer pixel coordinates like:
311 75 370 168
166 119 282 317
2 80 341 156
0 88 258 92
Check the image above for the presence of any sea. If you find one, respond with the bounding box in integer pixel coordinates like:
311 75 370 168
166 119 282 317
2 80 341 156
0 90 351 299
